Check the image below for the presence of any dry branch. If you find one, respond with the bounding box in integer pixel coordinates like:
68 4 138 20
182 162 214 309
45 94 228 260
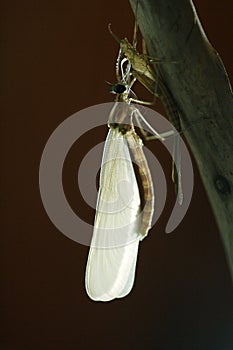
129 0 233 279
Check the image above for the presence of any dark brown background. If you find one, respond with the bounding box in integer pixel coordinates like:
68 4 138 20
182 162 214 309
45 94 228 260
1 1 233 349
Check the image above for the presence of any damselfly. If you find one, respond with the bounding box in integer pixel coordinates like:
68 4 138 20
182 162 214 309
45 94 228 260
85 54 165 302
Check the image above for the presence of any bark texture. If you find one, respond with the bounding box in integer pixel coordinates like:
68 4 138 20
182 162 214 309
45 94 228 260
129 0 233 279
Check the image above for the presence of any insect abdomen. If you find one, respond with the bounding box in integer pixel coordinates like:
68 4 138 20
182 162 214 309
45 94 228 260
126 130 154 239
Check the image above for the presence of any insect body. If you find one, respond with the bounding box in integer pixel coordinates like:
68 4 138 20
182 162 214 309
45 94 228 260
85 58 157 301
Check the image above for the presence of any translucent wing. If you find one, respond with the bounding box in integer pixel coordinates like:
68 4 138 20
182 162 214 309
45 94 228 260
85 128 141 301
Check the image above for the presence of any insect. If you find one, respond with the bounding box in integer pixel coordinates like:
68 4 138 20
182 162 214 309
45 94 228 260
85 52 165 301
108 22 183 205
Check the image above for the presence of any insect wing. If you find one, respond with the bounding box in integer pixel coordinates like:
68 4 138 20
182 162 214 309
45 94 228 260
85 128 141 301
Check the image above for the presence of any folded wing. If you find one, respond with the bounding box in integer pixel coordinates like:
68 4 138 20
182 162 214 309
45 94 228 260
85 128 141 301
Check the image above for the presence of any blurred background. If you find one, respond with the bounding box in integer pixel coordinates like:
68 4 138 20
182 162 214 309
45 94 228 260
1 1 233 349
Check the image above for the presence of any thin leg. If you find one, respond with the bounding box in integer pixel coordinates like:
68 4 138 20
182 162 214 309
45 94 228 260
120 58 131 83
131 108 165 141
172 134 183 205
129 97 156 106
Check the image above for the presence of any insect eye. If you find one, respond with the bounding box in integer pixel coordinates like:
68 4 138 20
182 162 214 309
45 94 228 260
109 84 126 94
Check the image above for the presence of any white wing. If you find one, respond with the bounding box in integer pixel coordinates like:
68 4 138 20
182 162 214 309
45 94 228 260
85 128 141 301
